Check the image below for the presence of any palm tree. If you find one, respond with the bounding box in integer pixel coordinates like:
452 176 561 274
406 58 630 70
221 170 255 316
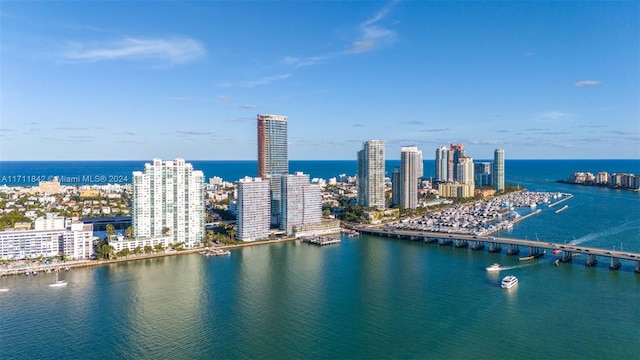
106 224 116 239
125 226 134 238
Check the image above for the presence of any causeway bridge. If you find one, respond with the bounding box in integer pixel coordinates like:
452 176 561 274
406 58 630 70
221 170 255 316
354 226 640 273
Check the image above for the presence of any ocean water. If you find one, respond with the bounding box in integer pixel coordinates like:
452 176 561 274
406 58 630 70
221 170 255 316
1 159 639 185
0 160 639 359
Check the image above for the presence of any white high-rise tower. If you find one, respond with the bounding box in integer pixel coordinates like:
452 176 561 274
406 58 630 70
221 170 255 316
399 146 423 209
357 140 386 210
132 158 204 248
493 149 505 191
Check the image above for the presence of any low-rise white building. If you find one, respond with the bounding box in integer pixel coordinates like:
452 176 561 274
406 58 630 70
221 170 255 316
0 214 94 260
108 235 171 253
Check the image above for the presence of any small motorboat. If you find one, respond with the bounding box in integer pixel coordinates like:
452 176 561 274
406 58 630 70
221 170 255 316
485 263 501 272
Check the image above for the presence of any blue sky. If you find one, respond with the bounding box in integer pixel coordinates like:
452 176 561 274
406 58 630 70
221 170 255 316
1 1 638 161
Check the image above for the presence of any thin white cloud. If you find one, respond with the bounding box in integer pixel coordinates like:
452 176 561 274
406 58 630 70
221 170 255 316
540 111 570 120
346 1 398 54
168 96 191 102
241 104 257 109
241 73 291 87
61 36 205 64
217 95 233 102
228 117 252 122
575 80 602 87
283 55 332 68
176 130 212 135
282 1 398 67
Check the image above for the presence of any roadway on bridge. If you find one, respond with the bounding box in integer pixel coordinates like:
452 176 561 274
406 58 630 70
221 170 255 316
355 226 640 261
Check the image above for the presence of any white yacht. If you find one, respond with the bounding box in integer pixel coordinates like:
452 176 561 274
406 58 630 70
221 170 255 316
0 288 9 292
501 275 518 289
485 263 501 272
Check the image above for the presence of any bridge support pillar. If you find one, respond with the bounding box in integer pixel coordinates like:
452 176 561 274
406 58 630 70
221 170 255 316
439 238 452 246
561 251 573 263
454 239 468 248
471 241 485 250
489 243 502 253
585 254 597 267
635 261 640 274
609 257 621 270
507 244 520 255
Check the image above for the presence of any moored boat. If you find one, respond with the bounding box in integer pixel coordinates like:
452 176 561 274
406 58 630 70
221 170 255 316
501 275 518 289
519 250 546 261
0 288 9 292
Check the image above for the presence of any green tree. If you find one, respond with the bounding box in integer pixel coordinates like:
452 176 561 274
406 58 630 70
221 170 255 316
133 246 142 255
162 227 171 236
97 244 114 260
125 226 134 238
117 248 130 258
154 243 165 252
143 245 153 254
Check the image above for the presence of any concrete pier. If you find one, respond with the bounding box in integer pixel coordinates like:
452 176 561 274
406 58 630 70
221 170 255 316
454 239 468 248
507 244 520 255
586 254 598 266
609 257 621 270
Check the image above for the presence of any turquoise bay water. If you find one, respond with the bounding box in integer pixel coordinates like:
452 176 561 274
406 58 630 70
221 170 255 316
0 160 639 359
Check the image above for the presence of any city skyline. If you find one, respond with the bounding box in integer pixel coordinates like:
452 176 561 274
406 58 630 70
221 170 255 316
1 2 638 160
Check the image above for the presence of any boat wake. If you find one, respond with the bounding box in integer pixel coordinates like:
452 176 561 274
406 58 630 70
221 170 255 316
499 262 541 271
569 221 639 245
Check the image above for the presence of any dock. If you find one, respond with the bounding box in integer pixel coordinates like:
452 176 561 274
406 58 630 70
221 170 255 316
547 194 574 208
301 236 341 246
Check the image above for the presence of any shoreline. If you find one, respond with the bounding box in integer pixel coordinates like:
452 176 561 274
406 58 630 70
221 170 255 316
0 237 298 277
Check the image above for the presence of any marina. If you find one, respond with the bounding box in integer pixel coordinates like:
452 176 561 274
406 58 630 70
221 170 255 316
389 191 569 236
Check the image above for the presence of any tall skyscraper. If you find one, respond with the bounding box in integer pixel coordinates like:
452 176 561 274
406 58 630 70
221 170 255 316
132 158 204 248
257 114 288 226
493 148 505 191
456 156 474 185
399 146 423 209
237 177 271 241
435 146 449 182
449 144 465 181
280 172 322 235
357 140 386 210
257 114 288 179
391 166 401 206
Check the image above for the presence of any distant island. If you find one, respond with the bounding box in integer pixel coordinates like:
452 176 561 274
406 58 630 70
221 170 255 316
558 171 639 191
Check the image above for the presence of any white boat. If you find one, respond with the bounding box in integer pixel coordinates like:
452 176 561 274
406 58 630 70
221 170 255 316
0 288 9 292
485 263 501 272
501 275 518 289
49 273 67 288
49 280 67 288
